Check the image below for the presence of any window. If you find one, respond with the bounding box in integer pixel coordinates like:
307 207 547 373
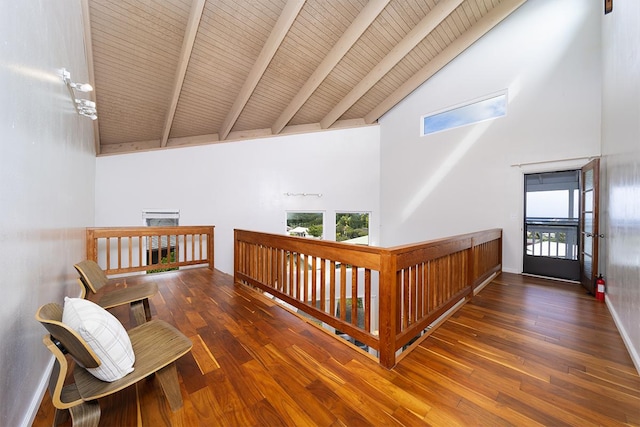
142 210 179 272
335 212 369 245
421 91 507 136
286 211 323 239
524 171 579 260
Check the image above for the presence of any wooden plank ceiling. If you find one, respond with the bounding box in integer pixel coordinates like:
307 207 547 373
83 0 527 155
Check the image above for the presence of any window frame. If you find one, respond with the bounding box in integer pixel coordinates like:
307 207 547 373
142 209 180 269
420 90 508 137
335 211 370 245
285 210 325 240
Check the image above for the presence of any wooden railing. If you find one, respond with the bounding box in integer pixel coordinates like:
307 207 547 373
234 228 501 368
86 226 214 275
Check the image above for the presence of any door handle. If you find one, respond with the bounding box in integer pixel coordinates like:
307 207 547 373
584 232 605 238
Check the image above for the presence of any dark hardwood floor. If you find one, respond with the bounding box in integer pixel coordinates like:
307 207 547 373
33 269 640 426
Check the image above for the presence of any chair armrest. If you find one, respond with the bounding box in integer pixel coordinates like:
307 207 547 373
73 319 192 401
95 282 158 309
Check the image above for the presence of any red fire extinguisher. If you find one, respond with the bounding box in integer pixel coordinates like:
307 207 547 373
595 274 605 302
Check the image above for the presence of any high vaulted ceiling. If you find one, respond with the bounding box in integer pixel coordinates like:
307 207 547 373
82 0 526 155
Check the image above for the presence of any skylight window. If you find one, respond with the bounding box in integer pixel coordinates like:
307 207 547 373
421 91 507 136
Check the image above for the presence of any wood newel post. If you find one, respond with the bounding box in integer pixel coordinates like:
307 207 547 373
468 237 476 295
378 250 398 369
234 229 239 285
498 229 503 269
208 226 215 270
86 228 97 262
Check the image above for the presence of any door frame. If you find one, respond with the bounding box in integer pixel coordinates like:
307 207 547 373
522 170 581 281
579 158 600 294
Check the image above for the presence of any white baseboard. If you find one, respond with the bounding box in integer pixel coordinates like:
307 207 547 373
606 296 640 376
474 271 498 295
21 356 54 427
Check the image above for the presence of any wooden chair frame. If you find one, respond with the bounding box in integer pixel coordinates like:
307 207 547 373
36 303 192 427
74 260 158 325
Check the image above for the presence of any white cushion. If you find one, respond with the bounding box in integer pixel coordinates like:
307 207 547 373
62 297 135 382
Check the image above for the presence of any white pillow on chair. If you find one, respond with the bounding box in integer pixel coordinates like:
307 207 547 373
62 297 135 382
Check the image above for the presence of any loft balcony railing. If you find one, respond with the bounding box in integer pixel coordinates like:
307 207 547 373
525 218 579 260
234 228 502 368
86 226 214 275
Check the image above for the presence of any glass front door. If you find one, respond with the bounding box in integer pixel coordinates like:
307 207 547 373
579 159 600 294
523 170 580 281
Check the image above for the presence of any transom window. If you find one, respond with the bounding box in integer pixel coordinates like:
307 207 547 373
421 91 507 136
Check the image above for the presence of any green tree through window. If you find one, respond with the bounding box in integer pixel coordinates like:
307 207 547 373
286 212 323 238
336 212 369 244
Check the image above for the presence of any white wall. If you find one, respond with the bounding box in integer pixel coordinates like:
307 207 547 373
0 1 96 425
95 126 380 275
378 0 601 274
600 0 640 371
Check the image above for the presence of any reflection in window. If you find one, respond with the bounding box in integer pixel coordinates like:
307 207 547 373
286 211 323 239
421 92 507 136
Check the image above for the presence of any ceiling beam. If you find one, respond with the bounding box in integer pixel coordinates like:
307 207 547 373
99 139 165 155
270 0 389 135
219 0 305 141
160 0 206 148
80 0 100 154
99 117 376 155
364 0 527 125
319 0 464 130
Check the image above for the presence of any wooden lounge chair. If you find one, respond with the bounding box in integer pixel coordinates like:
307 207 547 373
74 260 158 325
36 302 192 427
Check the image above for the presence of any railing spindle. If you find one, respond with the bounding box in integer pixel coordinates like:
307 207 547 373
106 238 111 271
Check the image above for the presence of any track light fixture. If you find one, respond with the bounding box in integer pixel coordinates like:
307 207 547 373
76 99 98 120
62 68 97 120
70 81 93 92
